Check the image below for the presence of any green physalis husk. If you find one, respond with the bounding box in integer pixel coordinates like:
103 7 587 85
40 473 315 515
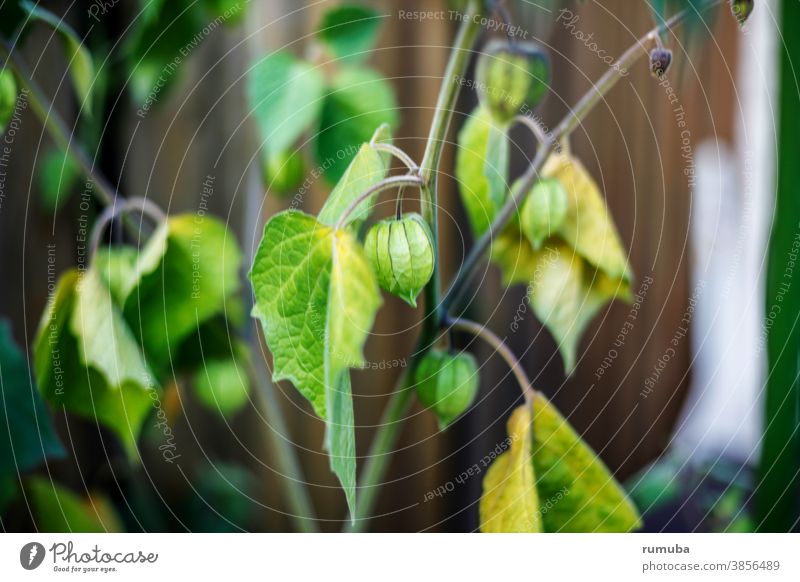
520 178 568 250
475 40 550 125
364 212 434 307
0 68 18 134
414 349 479 428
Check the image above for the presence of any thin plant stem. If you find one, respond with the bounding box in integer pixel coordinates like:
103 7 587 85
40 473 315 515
447 316 535 405
371 142 419 173
442 0 722 313
334 175 424 231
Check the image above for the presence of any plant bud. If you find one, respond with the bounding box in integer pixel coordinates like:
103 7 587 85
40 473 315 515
264 150 305 195
475 40 550 124
730 0 754 26
364 212 434 307
415 350 479 428
650 48 672 78
0 68 18 134
520 178 568 250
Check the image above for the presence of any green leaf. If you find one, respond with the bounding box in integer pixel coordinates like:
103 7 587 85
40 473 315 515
317 124 391 227
21 1 95 114
201 0 247 24
456 106 507 235
0 68 17 134
193 341 251 417
26 477 122 532
0 320 65 485
543 152 632 282
39 149 81 211
532 394 642 532
316 66 398 183
493 232 630 372
484 122 510 211
317 4 383 62
247 50 325 158
120 215 243 375
479 404 542 532
249 210 382 516
33 269 156 457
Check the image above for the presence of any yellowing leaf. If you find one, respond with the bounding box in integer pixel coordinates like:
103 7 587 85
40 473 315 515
543 152 632 282
492 229 630 372
479 405 542 532
26 477 122 533
532 394 642 532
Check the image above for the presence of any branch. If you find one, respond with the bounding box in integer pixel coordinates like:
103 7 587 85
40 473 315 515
442 0 723 313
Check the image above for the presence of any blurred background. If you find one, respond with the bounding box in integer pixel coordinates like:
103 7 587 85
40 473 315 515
1 0 796 532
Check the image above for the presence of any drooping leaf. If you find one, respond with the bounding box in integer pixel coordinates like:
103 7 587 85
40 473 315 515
484 123 510 211
0 320 65 490
456 106 508 235
26 477 122 533
479 404 542 532
317 4 383 62
318 124 391 228
21 1 95 113
120 215 243 375
532 394 642 532
492 232 630 372
39 148 81 211
543 152 632 282
249 210 381 515
33 269 156 457
316 66 398 183
247 50 326 158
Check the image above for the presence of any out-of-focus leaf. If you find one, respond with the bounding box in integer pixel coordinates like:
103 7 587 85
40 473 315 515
247 50 325 159
543 152 632 282
192 342 251 417
249 210 381 517
532 394 642 532
456 106 507 235
479 404 542 532
0 68 18 134
0 1 26 38
186 462 256 532
316 66 398 183
484 123 509 212
317 4 383 62
33 270 156 458
26 477 122 532
202 0 247 24
120 215 243 375
0 320 65 491
21 1 95 114
39 149 81 211
317 124 390 228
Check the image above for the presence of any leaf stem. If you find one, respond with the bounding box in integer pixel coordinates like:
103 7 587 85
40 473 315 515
447 316 535 405
0 38 120 209
441 0 722 313
371 142 419 173
334 175 424 231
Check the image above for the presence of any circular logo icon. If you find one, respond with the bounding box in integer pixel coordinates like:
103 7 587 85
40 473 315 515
19 542 46 570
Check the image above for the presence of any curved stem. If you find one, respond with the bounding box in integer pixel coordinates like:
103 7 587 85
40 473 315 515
448 316 535 405
371 143 419 173
334 175 424 231
442 0 722 313
514 114 550 147
0 38 119 208
88 197 166 259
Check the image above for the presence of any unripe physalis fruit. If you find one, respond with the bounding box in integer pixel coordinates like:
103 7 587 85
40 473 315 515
475 40 550 125
415 350 479 428
520 178 568 250
264 150 305 196
650 47 673 78
0 68 18 134
731 0 754 26
364 212 435 307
